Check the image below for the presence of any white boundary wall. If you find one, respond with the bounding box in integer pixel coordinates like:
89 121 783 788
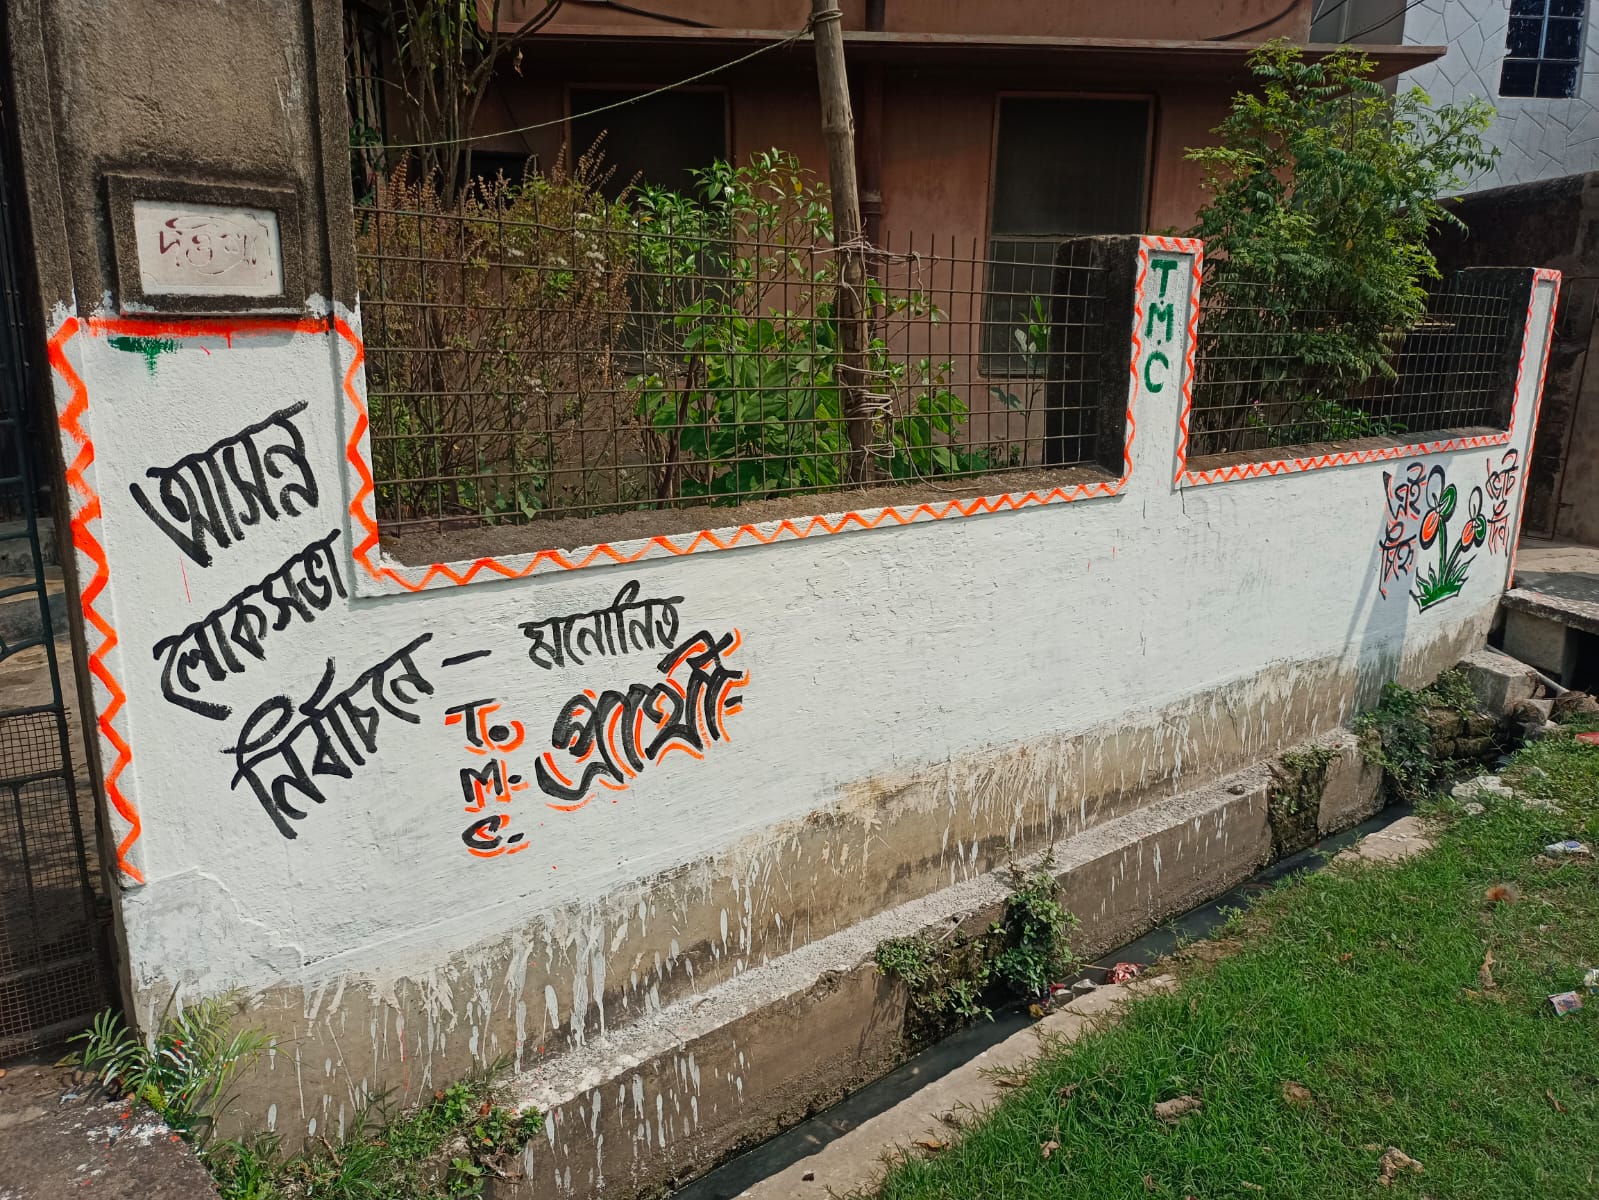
45 242 1557 1126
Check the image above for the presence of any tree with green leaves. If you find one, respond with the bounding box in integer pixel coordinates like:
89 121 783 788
366 0 564 197
1186 42 1497 447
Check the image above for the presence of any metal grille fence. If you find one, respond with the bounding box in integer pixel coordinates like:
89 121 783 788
354 175 1109 538
1186 270 1524 458
0 711 101 1056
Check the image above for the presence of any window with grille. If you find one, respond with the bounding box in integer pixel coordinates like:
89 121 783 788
1500 0 1586 99
982 96 1150 375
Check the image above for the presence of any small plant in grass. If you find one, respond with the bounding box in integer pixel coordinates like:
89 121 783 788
61 997 269 1146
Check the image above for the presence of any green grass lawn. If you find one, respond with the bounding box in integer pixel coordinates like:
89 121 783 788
871 730 1599 1199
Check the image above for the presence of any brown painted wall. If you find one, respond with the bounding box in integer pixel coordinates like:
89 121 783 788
471 74 1233 243
525 0 1311 41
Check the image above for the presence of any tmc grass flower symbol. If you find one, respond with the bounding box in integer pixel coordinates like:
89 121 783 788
1412 476 1486 612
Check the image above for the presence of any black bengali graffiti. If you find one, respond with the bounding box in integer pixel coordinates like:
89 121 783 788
1484 449 1521 554
130 401 318 567
223 634 434 838
520 580 683 671
151 529 346 720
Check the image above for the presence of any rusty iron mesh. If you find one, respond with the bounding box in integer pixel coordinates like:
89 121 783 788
0 710 102 1056
353 198 1109 536
1186 271 1524 459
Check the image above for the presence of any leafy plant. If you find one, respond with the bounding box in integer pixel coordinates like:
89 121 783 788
61 998 269 1145
1187 41 1497 451
1355 670 1489 801
356 151 636 524
991 866 1078 997
207 1072 544 1200
988 296 1052 417
631 150 995 507
876 865 1078 1046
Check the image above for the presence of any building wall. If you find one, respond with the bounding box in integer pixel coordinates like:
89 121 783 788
9 0 1558 1187
527 0 1312 42
1402 0 1599 190
470 74 1231 250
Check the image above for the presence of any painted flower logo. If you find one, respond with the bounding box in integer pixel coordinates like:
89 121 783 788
1412 480 1487 612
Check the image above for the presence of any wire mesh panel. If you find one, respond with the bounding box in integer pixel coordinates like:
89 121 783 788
354 175 1110 540
0 711 102 1055
0 84 106 1057
1187 270 1525 458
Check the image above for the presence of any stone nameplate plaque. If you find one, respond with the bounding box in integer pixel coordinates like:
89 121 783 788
130 199 283 297
107 175 303 314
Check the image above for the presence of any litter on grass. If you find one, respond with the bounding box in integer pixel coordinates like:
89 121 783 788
1549 991 1585 1016
1543 840 1592 857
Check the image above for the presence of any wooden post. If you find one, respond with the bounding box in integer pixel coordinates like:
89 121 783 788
809 0 873 484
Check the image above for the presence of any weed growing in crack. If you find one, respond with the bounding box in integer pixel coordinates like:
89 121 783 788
206 1068 544 1199
876 864 1078 1046
61 995 269 1146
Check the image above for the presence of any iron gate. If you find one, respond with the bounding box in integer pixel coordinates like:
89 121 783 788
0 78 107 1057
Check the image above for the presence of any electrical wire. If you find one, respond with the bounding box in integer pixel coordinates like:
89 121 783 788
572 0 715 28
369 21 813 153
1212 0 1304 41
1341 0 1436 45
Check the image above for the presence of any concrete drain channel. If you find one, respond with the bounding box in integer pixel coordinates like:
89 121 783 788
672 802 1416 1199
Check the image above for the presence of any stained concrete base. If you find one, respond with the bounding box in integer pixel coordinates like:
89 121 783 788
0 1057 215 1199
1314 730 1384 835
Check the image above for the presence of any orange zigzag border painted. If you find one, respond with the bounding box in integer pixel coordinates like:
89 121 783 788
335 231 1180 594
1173 267 1561 487
48 318 143 885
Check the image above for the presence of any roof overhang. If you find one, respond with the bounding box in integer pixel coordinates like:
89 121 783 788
512 27 1445 85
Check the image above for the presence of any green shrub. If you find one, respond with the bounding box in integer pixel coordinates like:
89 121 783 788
1187 41 1497 449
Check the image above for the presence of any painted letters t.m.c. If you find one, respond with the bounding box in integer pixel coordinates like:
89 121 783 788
1141 258 1179 394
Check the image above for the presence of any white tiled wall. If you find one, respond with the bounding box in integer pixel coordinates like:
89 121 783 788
1402 0 1599 189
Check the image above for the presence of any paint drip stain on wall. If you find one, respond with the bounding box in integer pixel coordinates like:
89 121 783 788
107 333 178 374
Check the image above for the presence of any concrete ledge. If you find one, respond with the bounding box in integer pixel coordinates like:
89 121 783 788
505 772 1272 1199
1315 730 1384 835
1457 644 1542 713
1502 586 1599 638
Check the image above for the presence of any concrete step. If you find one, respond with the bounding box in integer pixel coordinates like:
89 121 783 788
0 1056 217 1200
0 569 69 657
498 739 1380 1200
